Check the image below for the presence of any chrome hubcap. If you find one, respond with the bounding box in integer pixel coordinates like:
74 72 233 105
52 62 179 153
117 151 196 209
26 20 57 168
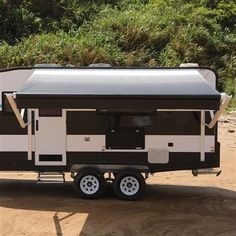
120 176 139 196
80 175 99 195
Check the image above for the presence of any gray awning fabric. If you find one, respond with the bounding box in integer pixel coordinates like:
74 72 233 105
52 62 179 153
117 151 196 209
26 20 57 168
16 68 221 110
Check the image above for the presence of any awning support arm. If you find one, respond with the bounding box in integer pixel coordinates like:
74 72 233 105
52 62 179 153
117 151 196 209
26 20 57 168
207 93 232 129
200 111 205 162
6 93 27 128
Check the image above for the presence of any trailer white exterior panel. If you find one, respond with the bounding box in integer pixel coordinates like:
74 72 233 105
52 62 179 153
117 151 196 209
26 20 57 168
0 135 28 151
66 135 215 153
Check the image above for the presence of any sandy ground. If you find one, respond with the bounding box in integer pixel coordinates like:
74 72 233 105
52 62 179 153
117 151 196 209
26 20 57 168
0 115 235 236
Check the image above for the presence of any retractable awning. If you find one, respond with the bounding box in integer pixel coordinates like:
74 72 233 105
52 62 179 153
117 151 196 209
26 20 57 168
15 68 221 110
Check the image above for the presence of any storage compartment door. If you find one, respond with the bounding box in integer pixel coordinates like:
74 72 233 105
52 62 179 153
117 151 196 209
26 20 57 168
35 109 66 166
106 128 145 149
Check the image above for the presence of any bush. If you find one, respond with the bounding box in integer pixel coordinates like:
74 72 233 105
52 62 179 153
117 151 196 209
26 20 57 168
0 0 235 98
0 33 125 67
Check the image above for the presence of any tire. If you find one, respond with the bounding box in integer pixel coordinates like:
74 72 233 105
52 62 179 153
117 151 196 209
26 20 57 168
113 169 145 200
73 168 106 199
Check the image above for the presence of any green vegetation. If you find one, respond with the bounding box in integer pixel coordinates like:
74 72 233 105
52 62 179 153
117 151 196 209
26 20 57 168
0 0 235 109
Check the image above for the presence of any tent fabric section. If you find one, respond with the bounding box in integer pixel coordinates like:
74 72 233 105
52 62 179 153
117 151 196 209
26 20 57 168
16 68 221 110
17 69 219 97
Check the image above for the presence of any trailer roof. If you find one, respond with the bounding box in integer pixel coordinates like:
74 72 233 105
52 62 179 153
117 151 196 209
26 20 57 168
16 68 221 110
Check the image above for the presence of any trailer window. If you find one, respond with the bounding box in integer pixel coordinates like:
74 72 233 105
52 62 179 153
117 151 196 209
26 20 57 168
39 108 62 117
97 110 156 130
101 115 155 129
67 111 98 134
146 111 202 135
39 155 62 162
119 115 154 127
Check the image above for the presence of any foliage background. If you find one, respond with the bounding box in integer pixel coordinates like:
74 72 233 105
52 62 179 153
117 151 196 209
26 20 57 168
0 0 235 107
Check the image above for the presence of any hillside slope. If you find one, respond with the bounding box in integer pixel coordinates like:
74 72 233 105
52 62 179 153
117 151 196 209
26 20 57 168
0 0 235 101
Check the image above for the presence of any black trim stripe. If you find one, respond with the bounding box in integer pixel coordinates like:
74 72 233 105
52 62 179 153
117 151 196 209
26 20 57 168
66 111 215 135
0 111 27 134
0 109 215 155
0 152 32 170
0 151 220 172
16 98 220 110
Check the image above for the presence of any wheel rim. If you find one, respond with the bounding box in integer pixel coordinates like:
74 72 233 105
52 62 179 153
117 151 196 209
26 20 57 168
80 175 99 195
120 176 140 196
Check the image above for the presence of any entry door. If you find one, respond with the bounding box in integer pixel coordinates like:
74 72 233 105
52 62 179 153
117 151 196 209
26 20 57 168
35 109 66 166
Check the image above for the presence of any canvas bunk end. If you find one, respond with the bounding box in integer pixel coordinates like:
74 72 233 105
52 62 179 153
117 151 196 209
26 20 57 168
6 93 27 128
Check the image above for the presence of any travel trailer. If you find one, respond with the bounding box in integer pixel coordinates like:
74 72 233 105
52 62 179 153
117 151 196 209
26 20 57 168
0 66 231 200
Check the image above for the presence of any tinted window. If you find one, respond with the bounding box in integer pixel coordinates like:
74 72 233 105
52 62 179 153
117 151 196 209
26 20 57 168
67 111 98 134
98 110 156 131
66 110 214 135
0 111 27 134
39 108 62 117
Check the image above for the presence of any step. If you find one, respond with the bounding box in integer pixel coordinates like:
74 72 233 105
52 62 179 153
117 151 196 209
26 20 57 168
37 172 65 184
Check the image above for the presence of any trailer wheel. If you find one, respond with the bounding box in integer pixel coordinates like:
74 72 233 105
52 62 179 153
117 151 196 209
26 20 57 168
113 169 145 200
73 168 106 199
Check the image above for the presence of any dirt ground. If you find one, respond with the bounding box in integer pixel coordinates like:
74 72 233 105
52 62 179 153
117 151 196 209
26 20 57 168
0 115 235 236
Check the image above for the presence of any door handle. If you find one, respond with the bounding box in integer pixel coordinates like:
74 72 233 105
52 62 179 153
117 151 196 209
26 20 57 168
36 120 39 131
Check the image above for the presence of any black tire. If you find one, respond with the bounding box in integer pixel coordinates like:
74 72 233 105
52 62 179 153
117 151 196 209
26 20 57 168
73 168 106 199
113 169 145 200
